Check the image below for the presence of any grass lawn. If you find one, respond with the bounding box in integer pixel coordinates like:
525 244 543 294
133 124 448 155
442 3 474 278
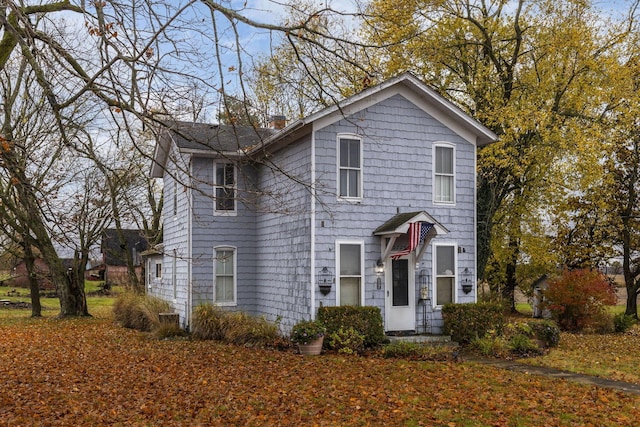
0 299 640 425
521 325 640 384
0 283 115 318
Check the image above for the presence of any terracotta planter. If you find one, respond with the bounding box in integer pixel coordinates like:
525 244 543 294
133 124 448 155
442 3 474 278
297 336 324 355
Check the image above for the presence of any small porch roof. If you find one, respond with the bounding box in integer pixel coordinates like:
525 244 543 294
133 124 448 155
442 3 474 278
373 211 449 236
373 211 449 263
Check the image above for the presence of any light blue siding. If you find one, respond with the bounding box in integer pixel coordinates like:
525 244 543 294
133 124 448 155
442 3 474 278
312 94 477 333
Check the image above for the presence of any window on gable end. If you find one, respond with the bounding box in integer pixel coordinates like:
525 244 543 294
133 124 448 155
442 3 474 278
338 135 362 199
434 145 455 203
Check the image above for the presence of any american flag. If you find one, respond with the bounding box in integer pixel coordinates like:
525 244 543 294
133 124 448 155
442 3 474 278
391 222 434 260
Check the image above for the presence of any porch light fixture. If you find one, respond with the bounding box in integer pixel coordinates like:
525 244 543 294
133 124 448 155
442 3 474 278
318 266 332 295
375 259 384 276
461 267 473 294
374 259 385 290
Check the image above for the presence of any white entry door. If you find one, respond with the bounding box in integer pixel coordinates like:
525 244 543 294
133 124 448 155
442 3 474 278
385 257 415 331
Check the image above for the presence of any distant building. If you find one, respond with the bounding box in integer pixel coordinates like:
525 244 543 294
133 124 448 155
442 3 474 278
101 229 148 286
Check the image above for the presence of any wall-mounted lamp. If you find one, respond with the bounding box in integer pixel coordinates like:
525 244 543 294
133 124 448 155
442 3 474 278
375 259 384 276
461 267 473 294
375 259 384 290
318 266 332 295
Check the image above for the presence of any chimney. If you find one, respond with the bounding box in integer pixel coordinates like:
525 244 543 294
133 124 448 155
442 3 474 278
268 115 286 130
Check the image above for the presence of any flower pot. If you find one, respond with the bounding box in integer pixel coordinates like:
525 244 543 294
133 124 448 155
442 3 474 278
297 336 324 355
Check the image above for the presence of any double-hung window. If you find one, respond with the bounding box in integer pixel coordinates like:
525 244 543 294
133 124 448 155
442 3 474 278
214 247 236 305
215 162 236 213
337 241 363 306
435 245 456 306
434 144 455 203
338 135 362 199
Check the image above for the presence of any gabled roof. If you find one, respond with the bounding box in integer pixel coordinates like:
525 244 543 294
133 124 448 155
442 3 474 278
151 73 498 177
101 229 149 266
150 121 275 178
374 211 449 236
249 72 498 156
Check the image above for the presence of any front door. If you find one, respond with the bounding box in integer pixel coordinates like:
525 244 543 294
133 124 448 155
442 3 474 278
385 257 415 331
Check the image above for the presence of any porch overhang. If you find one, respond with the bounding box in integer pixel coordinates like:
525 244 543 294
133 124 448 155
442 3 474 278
373 211 448 263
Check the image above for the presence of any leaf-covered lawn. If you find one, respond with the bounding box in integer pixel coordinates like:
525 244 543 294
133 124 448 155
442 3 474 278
0 314 639 426
523 326 640 385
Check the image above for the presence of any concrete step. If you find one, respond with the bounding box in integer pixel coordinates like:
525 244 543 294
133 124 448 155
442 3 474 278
386 334 455 345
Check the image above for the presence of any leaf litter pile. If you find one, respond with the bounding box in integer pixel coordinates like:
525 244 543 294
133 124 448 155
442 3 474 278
0 316 639 426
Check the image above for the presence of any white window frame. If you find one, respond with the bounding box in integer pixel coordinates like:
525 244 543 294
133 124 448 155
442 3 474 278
335 240 365 306
155 262 162 279
213 246 237 306
337 134 363 200
433 243 457 308
433 143 456 204
214 162 237 215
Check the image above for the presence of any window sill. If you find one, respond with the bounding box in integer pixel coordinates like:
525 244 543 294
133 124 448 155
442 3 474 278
214 302 237 307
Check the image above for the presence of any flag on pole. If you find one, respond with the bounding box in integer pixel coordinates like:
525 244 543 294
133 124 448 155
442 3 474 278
391 222 434 260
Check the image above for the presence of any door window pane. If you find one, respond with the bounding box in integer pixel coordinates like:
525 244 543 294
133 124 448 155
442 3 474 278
392 259 409 306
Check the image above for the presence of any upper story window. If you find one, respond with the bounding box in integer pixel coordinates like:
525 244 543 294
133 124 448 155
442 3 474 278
338 135 362 199
215 162 236 213
434 144 455 203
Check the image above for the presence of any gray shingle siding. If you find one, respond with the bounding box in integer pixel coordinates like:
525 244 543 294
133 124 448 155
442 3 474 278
312 94 477 333
151 76 494 334
254 135 313 330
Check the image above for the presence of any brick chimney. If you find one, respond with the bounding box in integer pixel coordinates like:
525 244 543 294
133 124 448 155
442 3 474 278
268 115 286 130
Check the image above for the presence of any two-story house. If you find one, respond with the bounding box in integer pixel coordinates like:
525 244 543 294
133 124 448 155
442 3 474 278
150 72 497 333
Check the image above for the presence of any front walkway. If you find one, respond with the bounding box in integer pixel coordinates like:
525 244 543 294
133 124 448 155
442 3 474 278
464 356 640 396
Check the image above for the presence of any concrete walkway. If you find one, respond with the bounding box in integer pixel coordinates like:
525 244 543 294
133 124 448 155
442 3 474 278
464 356 640 396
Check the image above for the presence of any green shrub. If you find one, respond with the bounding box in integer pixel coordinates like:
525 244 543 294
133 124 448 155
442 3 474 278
327 327 365 355
614 312 636 333
381 341 454 361
529 320 561 348
191 303 280 346
223 311 280 346
509 334 541 355
317 306 385 348
442 302 504 344
191 303 228 340
542 268 616 332
469 333 509 358
113 292 172 332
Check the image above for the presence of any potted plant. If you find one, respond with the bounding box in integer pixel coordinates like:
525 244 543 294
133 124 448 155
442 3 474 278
290 319 325 355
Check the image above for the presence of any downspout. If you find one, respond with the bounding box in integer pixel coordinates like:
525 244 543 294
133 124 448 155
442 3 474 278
187 158 193 329
310 124 317 320
473 140 478 303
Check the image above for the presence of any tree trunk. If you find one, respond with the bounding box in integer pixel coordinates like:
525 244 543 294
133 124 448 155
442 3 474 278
625 284 639 319
502 235 520 313
22 244 41 317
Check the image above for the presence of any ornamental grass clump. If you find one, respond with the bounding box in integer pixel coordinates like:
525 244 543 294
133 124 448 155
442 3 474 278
290 319 325 345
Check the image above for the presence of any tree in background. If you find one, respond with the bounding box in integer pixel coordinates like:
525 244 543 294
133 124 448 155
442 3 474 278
361 0 639 310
